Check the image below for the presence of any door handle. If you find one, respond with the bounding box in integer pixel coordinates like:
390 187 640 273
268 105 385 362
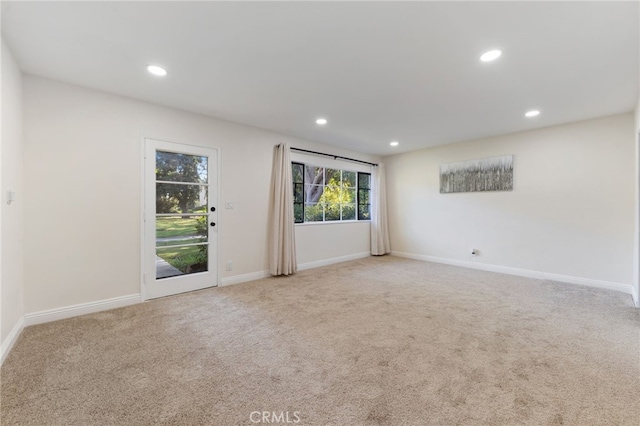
210 222 216 227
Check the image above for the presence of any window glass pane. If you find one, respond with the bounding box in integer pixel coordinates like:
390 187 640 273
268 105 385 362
343 171 356 187
156 151 207 183
294 204 303 223
305 184 324 203
293 183 304 203
344 188 356 203
322 186 355 204
324 184 339 195
325 203 341 221
156 183 208 214
342 204 356 220
321 185 337 203
358 173 371 189
305 166 324 186
156 216 208 247
358 189 370 205
156 245 208 279
325 169 341 186
292 163 304 183
358 205 371 220
304 203 324 222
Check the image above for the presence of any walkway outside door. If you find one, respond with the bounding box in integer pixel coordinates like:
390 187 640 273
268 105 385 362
144 139 218 299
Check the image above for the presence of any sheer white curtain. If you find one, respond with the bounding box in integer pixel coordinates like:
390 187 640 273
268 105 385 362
371 164 391 255
268 143 297 275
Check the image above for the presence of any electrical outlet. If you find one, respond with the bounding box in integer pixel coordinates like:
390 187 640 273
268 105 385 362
226 260 233 271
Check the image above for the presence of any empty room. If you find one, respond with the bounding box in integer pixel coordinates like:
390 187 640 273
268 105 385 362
1 2 639 425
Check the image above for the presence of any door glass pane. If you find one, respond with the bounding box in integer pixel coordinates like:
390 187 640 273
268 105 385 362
156 151 208 183
156 216 208 247
156 245 208 279
155 148 210 281
156 184 208 214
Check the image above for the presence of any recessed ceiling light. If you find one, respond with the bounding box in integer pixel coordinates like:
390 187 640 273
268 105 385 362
147 65 167 76
316 118 327 125
480 50 502 62
390 141 399 147
525 110 540 118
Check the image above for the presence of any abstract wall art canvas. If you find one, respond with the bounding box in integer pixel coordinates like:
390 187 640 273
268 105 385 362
440 155 513 193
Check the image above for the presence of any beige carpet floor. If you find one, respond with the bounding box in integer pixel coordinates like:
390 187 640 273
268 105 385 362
1 256 639 425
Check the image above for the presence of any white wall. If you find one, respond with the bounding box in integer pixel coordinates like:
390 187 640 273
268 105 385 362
23 76 377 314
1 40 25 356
385 114 635 290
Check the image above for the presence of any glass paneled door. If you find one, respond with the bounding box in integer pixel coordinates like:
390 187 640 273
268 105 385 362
144 139 218 299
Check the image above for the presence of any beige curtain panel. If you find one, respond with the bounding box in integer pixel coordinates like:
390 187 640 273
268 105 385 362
268 143 297 275
371 163 391 255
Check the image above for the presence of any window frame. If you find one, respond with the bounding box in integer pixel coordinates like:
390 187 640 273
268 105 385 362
292 162 371 224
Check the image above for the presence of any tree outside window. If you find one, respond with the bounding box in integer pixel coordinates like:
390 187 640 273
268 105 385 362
292 162 370 223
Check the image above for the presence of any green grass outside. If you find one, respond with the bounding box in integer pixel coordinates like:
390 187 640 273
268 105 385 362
156 216 207 271
157 245 207 273
156 216 207 246
156 216 200 238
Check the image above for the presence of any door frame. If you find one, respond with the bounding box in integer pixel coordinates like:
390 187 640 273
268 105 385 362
140 137 220 301
635 129 640 307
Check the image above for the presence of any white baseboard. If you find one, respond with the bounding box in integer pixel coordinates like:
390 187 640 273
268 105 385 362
392 251 633 295
219 252 372 286
23 294 142 327
1 316 25 366
298 252 371 271
633 287 639 307
220 270 270 287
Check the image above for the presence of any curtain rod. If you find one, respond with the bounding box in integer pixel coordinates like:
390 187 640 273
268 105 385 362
290 147 378 167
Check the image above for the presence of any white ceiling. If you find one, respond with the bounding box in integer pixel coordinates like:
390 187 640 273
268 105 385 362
2 1 638 156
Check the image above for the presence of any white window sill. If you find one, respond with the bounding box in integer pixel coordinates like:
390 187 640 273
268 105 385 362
295 220 371 226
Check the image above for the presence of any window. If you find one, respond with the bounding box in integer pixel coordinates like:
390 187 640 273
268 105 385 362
292 162 370 223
